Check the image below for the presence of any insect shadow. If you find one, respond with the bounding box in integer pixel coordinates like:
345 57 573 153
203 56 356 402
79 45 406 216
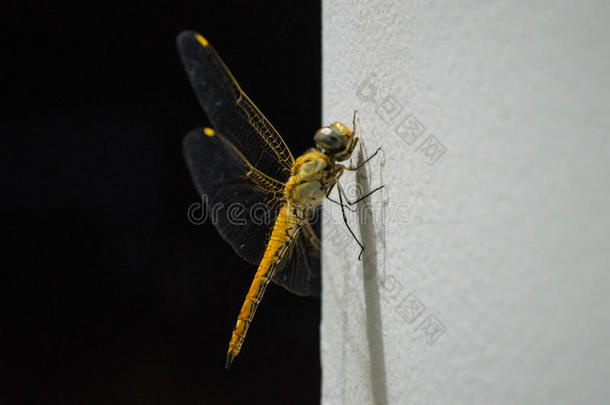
355 140 389 405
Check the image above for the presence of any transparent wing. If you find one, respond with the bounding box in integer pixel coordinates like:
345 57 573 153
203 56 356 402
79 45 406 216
177 30 295 183
184 128 321 296
183 127 285 265
272 213 321 297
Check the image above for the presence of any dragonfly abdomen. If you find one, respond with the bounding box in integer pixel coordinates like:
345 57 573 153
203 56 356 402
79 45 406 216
225 204 300 369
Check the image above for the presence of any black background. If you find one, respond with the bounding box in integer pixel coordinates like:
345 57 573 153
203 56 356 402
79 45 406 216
4 1 321 403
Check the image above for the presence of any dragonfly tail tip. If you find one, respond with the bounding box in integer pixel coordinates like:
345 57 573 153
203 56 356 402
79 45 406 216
225 352 235 370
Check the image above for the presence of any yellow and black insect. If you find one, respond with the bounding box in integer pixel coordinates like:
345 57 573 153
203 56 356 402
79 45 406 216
177 31 379 369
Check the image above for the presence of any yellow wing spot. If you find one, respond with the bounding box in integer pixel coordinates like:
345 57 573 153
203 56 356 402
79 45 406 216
195 34 209 47
203 127 215 137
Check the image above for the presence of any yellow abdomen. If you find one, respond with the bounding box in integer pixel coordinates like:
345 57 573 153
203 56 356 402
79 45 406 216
225 204 299 368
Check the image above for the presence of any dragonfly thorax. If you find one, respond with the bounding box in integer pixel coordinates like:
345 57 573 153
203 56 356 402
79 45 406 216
286 149 338 208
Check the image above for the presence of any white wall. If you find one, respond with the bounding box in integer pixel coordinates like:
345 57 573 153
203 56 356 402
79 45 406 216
321 1 610 404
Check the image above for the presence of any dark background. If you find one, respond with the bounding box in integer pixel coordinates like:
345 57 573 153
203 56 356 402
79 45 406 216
3 1 321 403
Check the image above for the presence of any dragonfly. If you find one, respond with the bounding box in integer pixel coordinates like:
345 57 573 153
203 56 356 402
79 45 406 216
177 30 381 369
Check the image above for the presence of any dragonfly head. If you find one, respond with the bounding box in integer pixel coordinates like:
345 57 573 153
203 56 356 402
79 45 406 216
314 122 358 162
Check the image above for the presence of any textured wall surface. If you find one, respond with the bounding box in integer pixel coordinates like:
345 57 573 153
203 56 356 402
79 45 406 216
321 1 610 404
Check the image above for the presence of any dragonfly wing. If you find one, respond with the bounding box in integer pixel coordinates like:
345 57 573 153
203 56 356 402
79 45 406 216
183 127 285 265
272 213 321 297
177 31 295 183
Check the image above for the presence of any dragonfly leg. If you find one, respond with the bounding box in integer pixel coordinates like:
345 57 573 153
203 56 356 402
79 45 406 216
339 182 385 206
325 183 356 212
345 147 382 171
337 181 365 260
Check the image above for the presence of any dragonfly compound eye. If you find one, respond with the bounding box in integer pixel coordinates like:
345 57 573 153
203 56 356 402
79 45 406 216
314 126 346 153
